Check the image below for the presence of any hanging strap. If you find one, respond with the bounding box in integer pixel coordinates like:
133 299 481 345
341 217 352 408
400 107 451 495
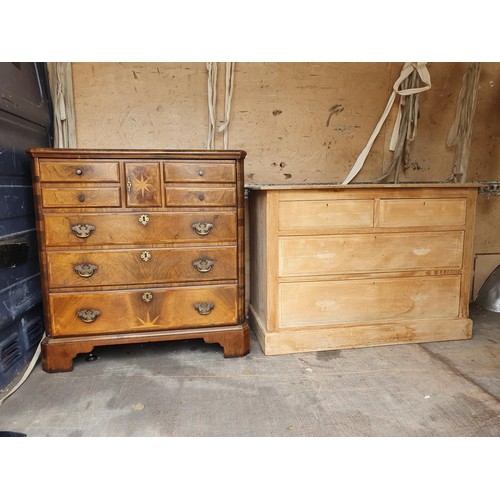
206 62 218 149
217 62 236 150
341 62 431 185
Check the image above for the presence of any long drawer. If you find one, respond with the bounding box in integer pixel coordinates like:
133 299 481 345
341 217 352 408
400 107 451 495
279 276 461 328
49 285 239 336
279 231 465 277
43 212 237 246
46 246 238 288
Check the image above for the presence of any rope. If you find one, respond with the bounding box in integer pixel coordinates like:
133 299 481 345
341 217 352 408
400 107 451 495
341 62 431 185
447 63 481 183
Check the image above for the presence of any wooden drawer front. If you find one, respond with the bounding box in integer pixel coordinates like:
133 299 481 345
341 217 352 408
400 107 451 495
49 285 239 336
47 246 238 288
279 199 373 231
125 162 162 207
164 162 235 183
39 161 120 182
165 187 236 207
279 276 461 328
44 212 237 247
279 231 465 277
41 187 121 208
378 198 467 227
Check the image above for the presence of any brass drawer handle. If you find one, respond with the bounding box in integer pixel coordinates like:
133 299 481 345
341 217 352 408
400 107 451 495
192 222 213 236
127 176 132 194
71 224 95 238
194 302 215 315
76 168 83 176
198 168 205 177
142 292 153 303
140 251 152 262
78 194 86 202
192 259 214 273
74 263 98 278
139 214 150 225
198 193 205 201
77 309 100 323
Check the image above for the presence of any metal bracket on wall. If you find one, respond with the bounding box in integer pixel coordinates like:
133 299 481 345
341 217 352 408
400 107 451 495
478 181 500 198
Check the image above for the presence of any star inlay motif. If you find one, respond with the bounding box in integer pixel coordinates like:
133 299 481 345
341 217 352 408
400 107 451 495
137 311 160 327
133 173 153 198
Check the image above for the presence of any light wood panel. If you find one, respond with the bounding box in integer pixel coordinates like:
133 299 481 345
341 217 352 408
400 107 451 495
279 276 461 328
39 160 120 182
42 187 121 208
279 231 465 277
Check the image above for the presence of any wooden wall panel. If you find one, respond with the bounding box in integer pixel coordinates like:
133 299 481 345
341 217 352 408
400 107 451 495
72 62 500 253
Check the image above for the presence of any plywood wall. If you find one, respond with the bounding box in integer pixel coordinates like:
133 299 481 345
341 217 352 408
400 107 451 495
72 62 500 253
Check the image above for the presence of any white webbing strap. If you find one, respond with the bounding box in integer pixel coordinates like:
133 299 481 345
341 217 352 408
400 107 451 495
341 62 431 185
0 333 45 407
217 62 236 150
206 62 218 150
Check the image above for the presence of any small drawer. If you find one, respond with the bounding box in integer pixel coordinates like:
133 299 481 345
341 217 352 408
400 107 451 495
49 285 239 336
46 246 238 288
39 161 120 182
165 186 236 207
279 199 374 231
44 212 237 247
378 198 467 227
164 162 235 183
41 187 121 208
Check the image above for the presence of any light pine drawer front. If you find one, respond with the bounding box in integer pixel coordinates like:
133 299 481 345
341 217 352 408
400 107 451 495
165 186 236 207
41 187 121 208
164 162 235 183
49 285 239 336
279 276 461 327
44 212 237 246
279 199 373 231
46 246 238 288
378 198 467 227
279 231 465 277
39 161 120 182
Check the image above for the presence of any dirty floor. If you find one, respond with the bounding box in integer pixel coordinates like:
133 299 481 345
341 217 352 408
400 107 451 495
0 305 498 437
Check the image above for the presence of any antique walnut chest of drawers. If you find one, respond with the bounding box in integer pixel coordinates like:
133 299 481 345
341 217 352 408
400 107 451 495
29 149 249 372
248 183 479 355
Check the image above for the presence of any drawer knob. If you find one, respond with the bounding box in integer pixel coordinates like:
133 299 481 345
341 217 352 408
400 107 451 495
74 263 98 278
192 222 213 236
198 193 205 201
140 251 152 262
76 168 83 175
71 224 95 238
138 214 150 226
78 194 86 202
192 259 214 273
142 292 153 303
77 309 100 323
194 302 214 315
198 169 205 177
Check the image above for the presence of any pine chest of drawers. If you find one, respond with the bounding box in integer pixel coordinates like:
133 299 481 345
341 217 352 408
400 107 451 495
29 149 249 372
248 183 479 355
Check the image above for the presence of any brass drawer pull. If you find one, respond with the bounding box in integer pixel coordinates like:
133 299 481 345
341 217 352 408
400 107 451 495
192 222 213 236
198 168 205 177
140 251 152 262
77 309 100 323
78 194 86 202
192 259 214 273
198 193 205 201
76 168 83 176
139 214 150 226
71 224 95 238
74 263 98 278
142 292 153 303
127 176 132 194
194 302 214 315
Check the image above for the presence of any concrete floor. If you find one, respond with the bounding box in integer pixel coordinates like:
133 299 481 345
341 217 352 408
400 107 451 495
0 304 498 437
